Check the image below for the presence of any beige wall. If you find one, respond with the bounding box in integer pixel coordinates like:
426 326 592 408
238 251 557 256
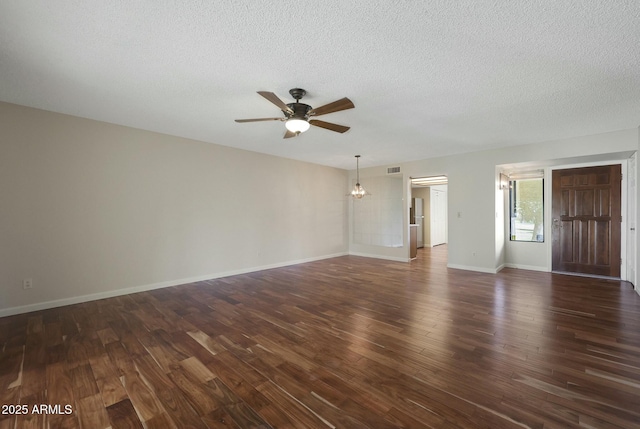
0 102 349 316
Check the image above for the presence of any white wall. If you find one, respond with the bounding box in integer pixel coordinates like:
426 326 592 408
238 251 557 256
352 176 403 247
0 102 349 316
355 128 638 273
637 130 640 293
348 166 408 261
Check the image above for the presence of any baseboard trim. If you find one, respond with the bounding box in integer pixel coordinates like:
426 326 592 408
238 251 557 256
551 270 621 281
446 263 499 274
504 263 549 272
0 252 348 318
348 252 410 263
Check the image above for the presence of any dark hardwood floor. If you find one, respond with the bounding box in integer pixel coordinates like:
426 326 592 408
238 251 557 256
1 245 640 428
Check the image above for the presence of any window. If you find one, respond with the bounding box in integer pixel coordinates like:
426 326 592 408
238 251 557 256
509 178 544 242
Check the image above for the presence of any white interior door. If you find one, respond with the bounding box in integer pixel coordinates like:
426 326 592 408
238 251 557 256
431 190 447 246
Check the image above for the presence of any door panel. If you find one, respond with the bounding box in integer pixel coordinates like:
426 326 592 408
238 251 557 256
552 164 621 277
560 221 574 261
578 220 591 264
596 189 610 216
560 190 571 216
596 220 611 265
575 190 593 215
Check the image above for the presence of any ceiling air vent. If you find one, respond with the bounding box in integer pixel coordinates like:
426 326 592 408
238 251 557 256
387 166 401 175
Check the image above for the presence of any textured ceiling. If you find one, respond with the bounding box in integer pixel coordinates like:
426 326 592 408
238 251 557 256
1 1 639 170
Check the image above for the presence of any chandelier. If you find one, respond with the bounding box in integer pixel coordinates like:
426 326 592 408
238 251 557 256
349 155 371 199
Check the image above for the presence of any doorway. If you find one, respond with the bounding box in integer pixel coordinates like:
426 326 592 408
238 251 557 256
410 176 448 249
551 164 622 277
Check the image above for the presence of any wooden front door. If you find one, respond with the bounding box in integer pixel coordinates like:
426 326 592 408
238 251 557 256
551 164 622 277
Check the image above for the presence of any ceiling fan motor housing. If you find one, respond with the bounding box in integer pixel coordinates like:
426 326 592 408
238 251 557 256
286 102 312 120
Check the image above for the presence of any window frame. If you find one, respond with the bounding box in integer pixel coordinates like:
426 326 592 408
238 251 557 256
509 177 545 243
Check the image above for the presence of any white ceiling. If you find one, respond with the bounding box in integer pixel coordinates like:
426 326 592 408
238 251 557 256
1 1 639 170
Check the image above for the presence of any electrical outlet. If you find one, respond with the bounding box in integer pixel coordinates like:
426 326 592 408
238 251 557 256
22 279 33 290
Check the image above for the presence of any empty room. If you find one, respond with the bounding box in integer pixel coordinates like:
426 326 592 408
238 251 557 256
1 1 639 428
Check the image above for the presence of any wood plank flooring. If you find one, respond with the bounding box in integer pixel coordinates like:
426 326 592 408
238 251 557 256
1 245 640 428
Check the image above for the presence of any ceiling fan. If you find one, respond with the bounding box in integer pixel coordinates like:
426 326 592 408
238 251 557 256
235 88 355 138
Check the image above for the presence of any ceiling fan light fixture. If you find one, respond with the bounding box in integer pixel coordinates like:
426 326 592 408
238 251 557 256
235 89 354 138
285 118 310 133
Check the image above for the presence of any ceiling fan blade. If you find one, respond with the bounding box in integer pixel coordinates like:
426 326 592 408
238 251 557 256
257 91 294 114
308 97 354 116
309 119 350 133
235 117 283 123
283 130 298 139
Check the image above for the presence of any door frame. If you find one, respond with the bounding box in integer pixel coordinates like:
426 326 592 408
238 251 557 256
409 177 449 253
547 160 629 280
627 152 636 286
